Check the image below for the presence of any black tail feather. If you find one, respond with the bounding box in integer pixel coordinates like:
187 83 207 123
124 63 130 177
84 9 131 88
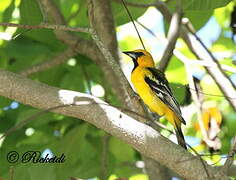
175 126 187 150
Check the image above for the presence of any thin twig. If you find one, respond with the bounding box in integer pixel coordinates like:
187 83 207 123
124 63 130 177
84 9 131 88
20 47 77 76
0 22 91 33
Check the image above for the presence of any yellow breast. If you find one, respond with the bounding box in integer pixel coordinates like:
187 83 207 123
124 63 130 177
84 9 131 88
131 67 165 116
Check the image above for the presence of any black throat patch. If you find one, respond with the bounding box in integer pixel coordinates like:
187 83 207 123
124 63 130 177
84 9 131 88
131 52 144 72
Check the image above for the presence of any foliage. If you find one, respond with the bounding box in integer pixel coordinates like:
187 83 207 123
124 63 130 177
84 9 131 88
0 0 235 179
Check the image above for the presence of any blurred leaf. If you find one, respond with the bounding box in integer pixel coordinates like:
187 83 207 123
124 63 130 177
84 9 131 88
214 2 234 27
185 10 213 30
60 0 154 27
168 0 232 11
2 0 14 22
109 137 135 162
19 0 42 24
0 0 12 12
169 83 189 105
60 65 86 92
112 0 152 26
167 3 213 30
17 0 63 49
165 56 187 84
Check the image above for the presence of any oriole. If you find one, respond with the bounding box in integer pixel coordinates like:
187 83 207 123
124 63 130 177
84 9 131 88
194 107 222 151
123 49 187 149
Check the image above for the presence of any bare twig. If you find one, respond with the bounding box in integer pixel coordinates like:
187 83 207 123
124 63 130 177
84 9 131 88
20 47 77 76
159 0 182 71
0 22 91 33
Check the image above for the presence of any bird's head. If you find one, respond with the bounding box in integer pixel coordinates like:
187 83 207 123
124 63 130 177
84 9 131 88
123 49 155 68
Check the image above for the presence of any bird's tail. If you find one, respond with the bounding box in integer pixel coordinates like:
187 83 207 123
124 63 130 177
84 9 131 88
175 125 187 149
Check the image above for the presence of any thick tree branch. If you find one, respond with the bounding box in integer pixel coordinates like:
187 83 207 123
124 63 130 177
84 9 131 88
91 0 119 62
142 156 172 180
223 136 236 173
0 69 228 180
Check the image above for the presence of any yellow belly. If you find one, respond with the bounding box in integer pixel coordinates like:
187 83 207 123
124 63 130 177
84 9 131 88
131 67 165 116
131 67 178 126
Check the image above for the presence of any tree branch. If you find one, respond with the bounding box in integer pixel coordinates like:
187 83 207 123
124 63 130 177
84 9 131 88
19 47 77 76
222 136 236 174
0 22 91 33
142 156 172 180
0 69 228 180
91 0 119 62
87 0 146 117
159 0 182 71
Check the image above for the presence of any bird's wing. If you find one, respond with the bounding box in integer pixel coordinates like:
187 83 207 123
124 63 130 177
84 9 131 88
144 67 186 124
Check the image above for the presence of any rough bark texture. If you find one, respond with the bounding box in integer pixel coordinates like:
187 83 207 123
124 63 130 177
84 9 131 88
0 69 228 180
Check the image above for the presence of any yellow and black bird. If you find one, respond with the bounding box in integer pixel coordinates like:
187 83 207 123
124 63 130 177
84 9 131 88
123 49 187 149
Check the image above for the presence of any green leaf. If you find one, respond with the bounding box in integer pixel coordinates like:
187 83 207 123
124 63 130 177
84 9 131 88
185 10 213 30
18 0 63 49
61 0 154 27
169 83 189 105
4 38 52 71
2 0 14 23
0 0 12 12
109 137 135 162
170 0 232 11
112 0 153 26
214 1 234 27
60 65 86 92
19 0 42 24
165 56 187 84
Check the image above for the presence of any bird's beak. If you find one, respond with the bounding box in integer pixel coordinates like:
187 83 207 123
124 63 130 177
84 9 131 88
123 51 137 59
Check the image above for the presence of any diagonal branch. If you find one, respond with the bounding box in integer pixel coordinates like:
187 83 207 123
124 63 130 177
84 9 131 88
0 69 228 180
87 0 146 118
159 0 182 71
19 47 77 76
